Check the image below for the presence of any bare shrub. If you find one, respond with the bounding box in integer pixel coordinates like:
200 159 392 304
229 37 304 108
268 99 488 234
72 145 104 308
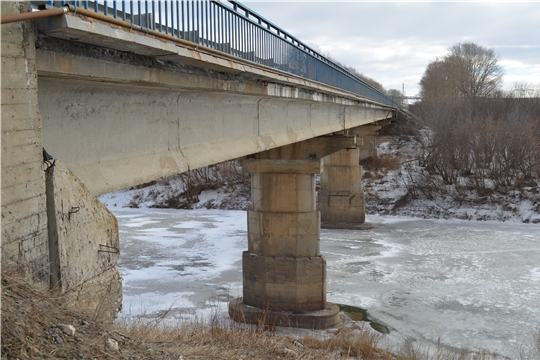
361 154 401 173
412 89 540 203
148 160 250 209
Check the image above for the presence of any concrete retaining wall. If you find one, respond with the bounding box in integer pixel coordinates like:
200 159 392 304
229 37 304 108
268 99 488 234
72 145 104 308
1 1 50 286
46 161 120 293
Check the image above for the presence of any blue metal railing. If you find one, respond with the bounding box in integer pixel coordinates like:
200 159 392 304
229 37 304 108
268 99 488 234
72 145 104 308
35 0 399 108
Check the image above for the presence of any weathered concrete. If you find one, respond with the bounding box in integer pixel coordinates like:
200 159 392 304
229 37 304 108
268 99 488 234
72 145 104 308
318 124 389 227
63 267 122 322
319 148 366 226
359 135 378 160
1 3 121 319
46 161 120 292
242 159 325 312
45 160 121 318
351 124 382 161
33 13 395 195
1 1 49 287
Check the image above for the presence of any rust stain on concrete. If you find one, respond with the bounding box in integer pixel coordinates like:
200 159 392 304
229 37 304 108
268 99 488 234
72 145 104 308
59 59 70 73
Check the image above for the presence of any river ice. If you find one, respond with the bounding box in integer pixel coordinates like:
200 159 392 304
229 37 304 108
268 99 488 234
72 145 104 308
112 208 539 357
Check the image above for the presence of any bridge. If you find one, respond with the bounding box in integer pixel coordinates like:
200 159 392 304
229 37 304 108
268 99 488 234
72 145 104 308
2 1 402 328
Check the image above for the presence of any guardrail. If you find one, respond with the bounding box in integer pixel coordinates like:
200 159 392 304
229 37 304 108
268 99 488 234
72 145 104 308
32 0 399 108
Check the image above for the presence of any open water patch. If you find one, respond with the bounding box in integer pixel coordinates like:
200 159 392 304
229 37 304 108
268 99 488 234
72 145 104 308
337 303 390 334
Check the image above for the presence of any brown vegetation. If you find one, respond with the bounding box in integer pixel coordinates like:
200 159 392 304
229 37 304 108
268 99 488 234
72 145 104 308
127 160 250 210
2 265 397 359
419 43 504 106
409 89 540 205
411 42 540 212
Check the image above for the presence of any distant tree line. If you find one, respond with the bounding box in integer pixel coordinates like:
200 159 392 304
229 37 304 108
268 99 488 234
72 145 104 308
410 42 540 203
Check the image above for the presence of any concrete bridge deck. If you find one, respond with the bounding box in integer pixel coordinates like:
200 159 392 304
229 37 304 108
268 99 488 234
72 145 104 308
35 11 396 195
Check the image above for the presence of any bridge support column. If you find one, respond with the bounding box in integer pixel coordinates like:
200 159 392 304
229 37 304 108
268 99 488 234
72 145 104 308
318 125 383 228
358 135 378 160
229 136 357 329
319 148 366 227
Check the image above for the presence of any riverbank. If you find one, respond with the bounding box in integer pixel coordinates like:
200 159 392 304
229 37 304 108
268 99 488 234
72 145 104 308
1 265 395 359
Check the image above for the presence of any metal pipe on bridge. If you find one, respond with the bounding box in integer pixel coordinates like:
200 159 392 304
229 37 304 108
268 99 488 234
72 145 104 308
0 6 68 24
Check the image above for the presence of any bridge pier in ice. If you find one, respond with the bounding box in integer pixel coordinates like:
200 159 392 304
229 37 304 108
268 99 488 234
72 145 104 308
229 135 357 329
318 125 383 228
319 147 366 227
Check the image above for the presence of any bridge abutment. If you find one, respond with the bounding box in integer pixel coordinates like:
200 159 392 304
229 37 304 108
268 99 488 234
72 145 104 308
1 3 121 319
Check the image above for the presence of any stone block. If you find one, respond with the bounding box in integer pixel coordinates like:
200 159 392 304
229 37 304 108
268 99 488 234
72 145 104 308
1 129 42 148
2 233 50 285
1 56 32 75
251 173 315 212
0 179 44 207
1 1 48 287
1 160 43 188
319 191 365 224
1 142 42 168
320 165 362 193
0 41 26 57
1 104 40 131
242 252 326 311
1 88 39 106
1 195 46 224
1 212 44 244
247 210 320 257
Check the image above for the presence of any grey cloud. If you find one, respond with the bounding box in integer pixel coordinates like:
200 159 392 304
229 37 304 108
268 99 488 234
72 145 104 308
242 1 540 93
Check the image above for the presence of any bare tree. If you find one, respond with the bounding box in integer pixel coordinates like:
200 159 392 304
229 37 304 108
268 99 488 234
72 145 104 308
386 88 404 107
448 43 504 99
419 42 503 105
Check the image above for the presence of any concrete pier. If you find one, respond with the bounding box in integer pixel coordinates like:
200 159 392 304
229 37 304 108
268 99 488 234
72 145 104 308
318 124 385 228
319 148 366 227
229 136 357 329
242 159 325 311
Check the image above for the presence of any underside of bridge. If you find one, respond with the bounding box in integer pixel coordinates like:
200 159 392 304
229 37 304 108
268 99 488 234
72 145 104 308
2 4 398 329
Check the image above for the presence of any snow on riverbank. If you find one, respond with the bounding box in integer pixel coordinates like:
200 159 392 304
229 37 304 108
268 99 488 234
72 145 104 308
99 135 540 223
364 138 540 223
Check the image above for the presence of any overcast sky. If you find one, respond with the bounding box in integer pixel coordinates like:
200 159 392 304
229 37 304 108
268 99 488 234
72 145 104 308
241 1 540 97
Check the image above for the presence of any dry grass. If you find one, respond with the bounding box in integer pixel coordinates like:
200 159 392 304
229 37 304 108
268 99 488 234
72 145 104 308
397 339 503 360
1 265 394 359
299 327 394 359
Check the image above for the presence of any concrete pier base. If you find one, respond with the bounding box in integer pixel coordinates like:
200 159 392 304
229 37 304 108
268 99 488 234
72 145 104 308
229 298 340 329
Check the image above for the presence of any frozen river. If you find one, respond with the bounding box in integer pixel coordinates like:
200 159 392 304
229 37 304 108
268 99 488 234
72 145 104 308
113 208 539 357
